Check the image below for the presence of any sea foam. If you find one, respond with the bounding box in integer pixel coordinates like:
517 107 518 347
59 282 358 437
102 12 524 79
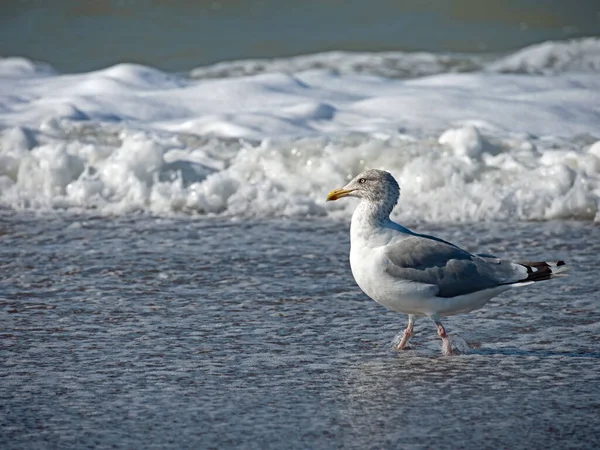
1 39 599 221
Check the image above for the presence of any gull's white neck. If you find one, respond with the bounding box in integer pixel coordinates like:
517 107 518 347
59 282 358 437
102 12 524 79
350 199 411 243
351 199 391 239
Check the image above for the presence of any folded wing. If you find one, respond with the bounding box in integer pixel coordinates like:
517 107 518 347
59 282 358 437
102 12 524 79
383 234 526 298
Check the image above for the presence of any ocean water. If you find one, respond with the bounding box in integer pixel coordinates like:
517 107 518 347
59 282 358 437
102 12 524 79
2 214 600 449
1 0 599 72
2 2 600 449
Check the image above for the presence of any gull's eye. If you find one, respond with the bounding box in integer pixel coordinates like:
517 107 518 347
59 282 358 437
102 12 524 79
358 178 367 184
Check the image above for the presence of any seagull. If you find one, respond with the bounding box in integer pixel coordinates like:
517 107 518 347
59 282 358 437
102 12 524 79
326 169 568 355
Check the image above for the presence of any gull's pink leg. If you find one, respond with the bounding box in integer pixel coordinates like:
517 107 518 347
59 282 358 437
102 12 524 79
435 320 454 355
395 315 415 351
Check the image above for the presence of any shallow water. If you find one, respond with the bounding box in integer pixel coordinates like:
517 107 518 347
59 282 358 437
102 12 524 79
2 212 599 449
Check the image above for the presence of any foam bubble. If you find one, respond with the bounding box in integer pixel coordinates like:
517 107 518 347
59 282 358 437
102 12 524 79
438 125 486 158
488 37 600 74
0 57 56 77
16 144 85 207
588 140 600 159
188 37 600 80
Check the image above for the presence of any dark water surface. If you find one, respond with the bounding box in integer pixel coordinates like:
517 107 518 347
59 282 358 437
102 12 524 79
1 212 599 448
1 0 599 72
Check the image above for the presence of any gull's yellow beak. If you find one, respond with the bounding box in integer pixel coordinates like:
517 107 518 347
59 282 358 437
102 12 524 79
326 188 354 201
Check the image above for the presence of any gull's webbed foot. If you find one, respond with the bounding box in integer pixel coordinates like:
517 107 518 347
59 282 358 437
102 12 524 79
435 320 454 356
394 315 415 351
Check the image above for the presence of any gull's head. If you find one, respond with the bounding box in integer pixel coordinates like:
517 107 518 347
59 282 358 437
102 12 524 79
326 169 400 207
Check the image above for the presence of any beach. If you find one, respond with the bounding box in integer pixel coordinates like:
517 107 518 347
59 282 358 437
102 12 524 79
1 1 600 448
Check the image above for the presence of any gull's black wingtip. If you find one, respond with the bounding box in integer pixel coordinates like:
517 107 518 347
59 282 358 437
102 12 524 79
518 260 568 282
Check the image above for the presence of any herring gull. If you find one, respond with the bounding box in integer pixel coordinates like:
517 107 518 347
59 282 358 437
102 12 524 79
326 169 568 355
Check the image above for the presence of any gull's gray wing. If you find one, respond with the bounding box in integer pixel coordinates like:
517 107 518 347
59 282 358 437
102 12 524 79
383 234 523 298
